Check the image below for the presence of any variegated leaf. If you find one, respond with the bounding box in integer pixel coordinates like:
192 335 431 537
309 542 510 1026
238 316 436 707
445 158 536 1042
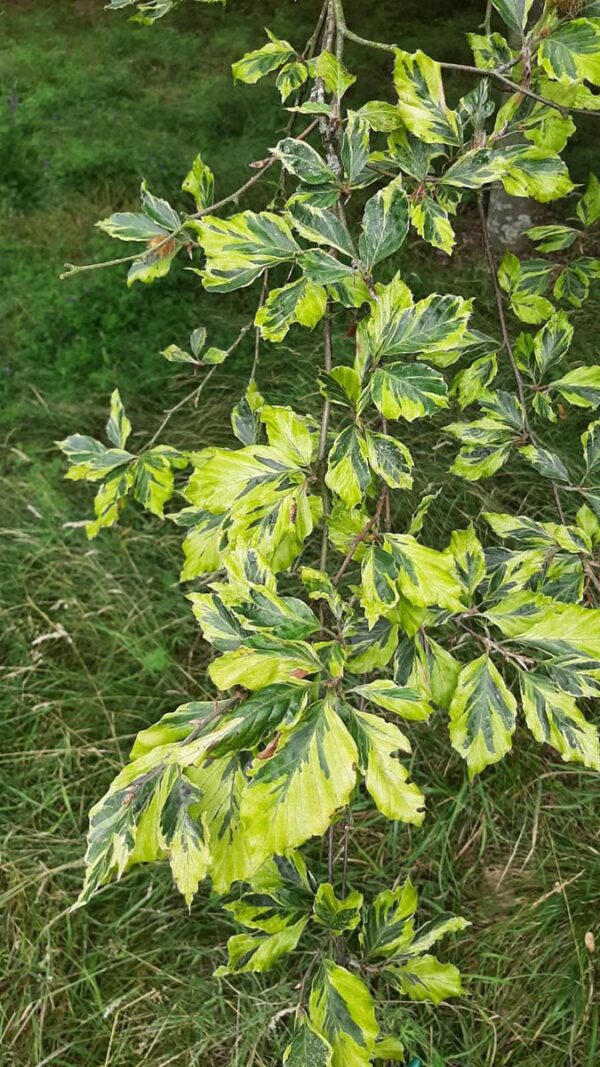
393 49 461 146
240 698 358 874
449 655 517 777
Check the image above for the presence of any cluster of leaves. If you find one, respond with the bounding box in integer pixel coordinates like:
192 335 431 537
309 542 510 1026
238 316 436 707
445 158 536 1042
499 179 600 321
58 390 187 536
61 0 600 1061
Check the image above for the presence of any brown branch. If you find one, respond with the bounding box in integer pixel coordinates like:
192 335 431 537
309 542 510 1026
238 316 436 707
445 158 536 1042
381 416 392 531
318 312 334 466
333 493 387 584
458 620 534 671
182 695 238 746
317 1 338 583
341 806 351 896
584 559 600 598
320 4 339 902
145 319 253 449
318 309 334 575
306 0 331 61
188 118 319 220
439 61 588 119
251 271 270 382
145 366 218 451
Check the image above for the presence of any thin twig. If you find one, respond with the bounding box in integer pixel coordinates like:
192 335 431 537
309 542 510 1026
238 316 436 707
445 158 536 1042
306 0 330 59
458 620 534 670
333 493 387 584
317 4 337 594
484 0 493 36
251 271 270 382
183 697 238 746
145 367 218 450
584 559 600 598
327 825 335 883
145 319 252 448
192 116 319 219
341 807 351 896
381 416 392 531
318 308 334 577
318 313 334 468
322 4 342 902
439 61 587 119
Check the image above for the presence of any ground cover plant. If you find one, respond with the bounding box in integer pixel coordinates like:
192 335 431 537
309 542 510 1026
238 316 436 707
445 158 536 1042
3 1 600 1064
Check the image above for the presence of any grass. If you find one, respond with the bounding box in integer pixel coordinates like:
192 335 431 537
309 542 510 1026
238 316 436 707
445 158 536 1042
2 1 600 1064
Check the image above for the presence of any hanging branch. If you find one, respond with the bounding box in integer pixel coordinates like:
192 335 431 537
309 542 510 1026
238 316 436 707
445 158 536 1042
61 119 320 280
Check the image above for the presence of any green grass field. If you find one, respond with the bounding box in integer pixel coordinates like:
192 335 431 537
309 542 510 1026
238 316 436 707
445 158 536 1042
2 2 600 1064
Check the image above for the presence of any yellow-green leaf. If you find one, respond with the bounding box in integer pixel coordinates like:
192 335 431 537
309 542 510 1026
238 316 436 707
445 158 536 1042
393 49 461 146
491 0 533 35
449 655 517 777
284 1022 333 1066
449 525 486 599
209 638 320 692
214 918 308 976
384 953 466 1004
385 534 465 612
348 708 425 825
551 366 600 409
232 30 295 84
520 673 600 770
310 50 356 99
313 883 363 935
182 152 214 210
272 137 338 185
309 961 379 1067
358 177 409 269
371 363 448 422
255 277 327 342
106 389 132 449
539 18 600 86
326 427 371 507
360 880 418 960
351 680 433 721
409 195 456 255
196 210 299 292
365 430 414 489
240 698 358 873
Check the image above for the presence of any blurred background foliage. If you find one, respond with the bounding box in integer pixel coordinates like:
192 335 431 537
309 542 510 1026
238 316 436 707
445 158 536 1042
2 1 600 1065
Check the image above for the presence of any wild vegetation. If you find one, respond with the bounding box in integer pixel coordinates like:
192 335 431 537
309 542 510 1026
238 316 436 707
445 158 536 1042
3 2 600 1065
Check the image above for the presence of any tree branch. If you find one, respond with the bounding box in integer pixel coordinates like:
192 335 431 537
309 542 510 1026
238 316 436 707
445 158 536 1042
333 0 396 52
61 119 319 280
439 61 585 118
332 0 599 120
333 493 386 585
457 620 535 670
